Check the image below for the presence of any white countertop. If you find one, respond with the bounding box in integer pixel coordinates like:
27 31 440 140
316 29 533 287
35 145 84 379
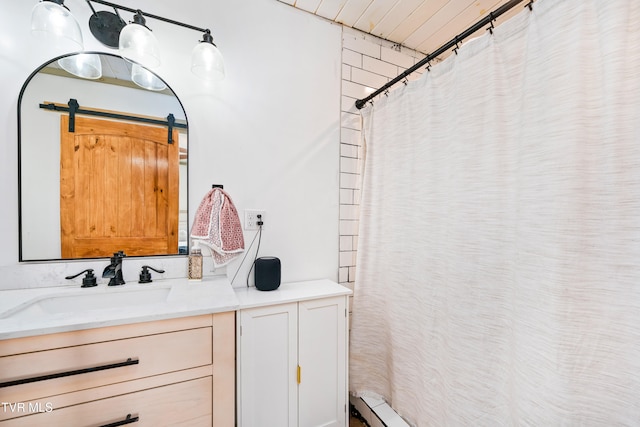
0 278 351 341
0 276 238 340
234 279 352 309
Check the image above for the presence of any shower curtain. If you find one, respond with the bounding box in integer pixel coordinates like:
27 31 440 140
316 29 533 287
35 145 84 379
349 0 640 425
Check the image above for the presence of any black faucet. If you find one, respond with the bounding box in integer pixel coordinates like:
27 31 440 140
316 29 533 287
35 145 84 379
103 251 126 286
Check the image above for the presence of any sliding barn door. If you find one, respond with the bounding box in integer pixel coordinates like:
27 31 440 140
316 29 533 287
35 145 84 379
60 116 179 258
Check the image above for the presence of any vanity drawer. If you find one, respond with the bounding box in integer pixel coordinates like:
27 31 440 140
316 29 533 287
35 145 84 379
1 327 212 403
1 376 212 427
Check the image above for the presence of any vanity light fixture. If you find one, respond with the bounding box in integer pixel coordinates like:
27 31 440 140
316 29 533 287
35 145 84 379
31 0 226 81
86 0 226 81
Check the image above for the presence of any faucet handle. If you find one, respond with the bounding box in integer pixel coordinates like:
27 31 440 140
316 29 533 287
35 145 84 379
139 266 166 283
65 269 98 288
114 251 126 258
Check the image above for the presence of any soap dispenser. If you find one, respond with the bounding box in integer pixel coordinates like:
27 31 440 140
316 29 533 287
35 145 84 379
188 240 203 281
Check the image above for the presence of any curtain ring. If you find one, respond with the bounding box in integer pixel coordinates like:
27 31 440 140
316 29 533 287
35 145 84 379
526 1 533 10
424 54 432 72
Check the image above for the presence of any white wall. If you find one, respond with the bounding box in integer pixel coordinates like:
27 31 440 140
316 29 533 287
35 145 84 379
0 0 341 289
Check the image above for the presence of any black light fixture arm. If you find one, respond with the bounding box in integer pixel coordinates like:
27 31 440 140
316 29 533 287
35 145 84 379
355 0 531 109
86 0 209 33
84 0 99 16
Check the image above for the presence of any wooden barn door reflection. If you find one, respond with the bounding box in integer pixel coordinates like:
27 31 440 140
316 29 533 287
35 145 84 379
60 116 179 258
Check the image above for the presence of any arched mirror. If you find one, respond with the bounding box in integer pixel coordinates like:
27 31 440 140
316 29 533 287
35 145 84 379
18 52 188 262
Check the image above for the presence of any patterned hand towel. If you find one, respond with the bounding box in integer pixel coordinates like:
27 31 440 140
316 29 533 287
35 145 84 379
191 188 245 267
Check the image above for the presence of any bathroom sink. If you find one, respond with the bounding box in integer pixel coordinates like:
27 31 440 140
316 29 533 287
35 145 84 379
0 286 171 320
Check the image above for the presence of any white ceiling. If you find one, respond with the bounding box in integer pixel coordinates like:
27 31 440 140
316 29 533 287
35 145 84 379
277 0 528 56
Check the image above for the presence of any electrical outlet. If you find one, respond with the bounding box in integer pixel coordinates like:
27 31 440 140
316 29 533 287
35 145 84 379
244 209 266 230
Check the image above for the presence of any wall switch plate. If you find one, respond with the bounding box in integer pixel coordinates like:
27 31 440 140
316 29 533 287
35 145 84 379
244 209 266 230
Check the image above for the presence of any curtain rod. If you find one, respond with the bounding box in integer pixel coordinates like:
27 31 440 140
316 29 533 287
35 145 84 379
355 0 533 110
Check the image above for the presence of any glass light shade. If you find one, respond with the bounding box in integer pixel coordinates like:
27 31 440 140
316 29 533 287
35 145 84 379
131 63 166 91
58 53 102 79
31 1 83 53
119 22 161 68
191 41 225 81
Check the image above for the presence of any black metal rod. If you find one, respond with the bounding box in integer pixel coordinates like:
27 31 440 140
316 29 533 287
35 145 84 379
85 0 99 16
355 0 531 109
39 103 187 129
0 358 139 388
87 0 208 33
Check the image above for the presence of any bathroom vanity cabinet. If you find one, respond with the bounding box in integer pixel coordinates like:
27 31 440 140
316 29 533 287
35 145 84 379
0 312 235 426
235 280 352 427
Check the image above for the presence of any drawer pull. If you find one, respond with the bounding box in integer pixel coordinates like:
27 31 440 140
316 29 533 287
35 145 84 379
100 414 140 427
0 357 139 388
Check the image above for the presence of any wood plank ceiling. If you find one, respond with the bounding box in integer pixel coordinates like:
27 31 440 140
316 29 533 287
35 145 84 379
277 0 527 56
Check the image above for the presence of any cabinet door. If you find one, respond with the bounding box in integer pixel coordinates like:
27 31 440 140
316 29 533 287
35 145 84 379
298 296 347 427
239 303 298 427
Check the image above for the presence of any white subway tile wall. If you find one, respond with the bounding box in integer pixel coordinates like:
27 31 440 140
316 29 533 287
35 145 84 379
339 27 425 290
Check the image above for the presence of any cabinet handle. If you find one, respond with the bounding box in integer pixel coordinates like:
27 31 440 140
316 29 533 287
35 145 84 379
0 358 139 388
100 414 140 427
